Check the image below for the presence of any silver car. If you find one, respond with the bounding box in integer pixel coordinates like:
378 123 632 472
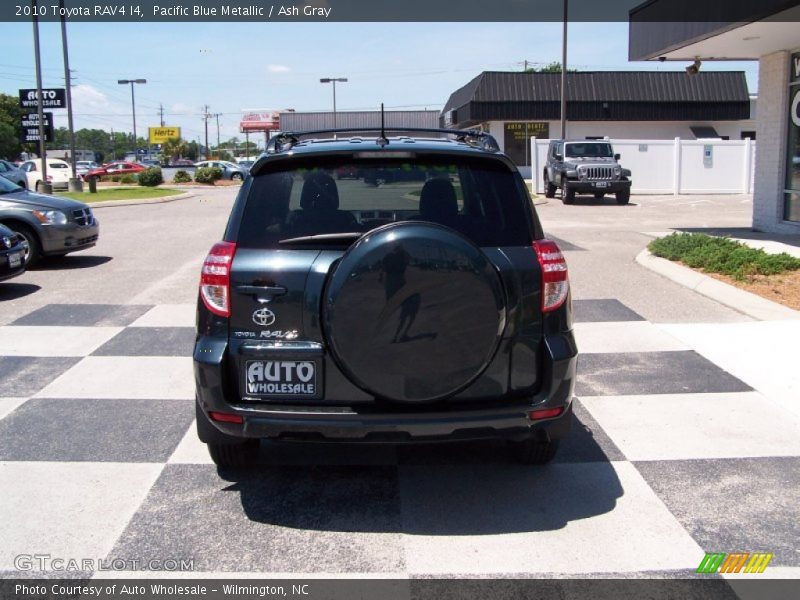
0 160 28 189
194 160 248 181
76 161 100 179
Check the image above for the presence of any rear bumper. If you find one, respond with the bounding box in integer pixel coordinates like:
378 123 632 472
194 330 577 444
565 179 630 193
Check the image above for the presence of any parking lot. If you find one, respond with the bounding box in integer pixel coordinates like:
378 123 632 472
0 189 798 579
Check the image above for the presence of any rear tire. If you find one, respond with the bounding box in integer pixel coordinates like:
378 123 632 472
562 186 575 205
508 438 560 465
231 172 243 181
207 440 259 468
616 189 630 205
544 173 556 198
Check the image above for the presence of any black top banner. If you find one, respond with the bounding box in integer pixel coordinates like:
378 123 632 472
2 0 799 23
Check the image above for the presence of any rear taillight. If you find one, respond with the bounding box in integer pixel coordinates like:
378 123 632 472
200 241 237 317
533 239 569 312
209 411 243 424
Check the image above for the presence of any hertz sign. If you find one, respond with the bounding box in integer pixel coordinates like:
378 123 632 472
149 127 181 144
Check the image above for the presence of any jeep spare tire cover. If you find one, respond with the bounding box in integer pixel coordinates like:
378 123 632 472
323 222 506 402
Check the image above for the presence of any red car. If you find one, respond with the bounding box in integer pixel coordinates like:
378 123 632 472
84 161 146 181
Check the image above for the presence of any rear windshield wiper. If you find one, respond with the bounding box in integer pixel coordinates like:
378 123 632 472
278 232 363 246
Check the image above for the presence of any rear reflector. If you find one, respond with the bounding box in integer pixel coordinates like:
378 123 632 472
529 407 564 420
533 239 569 312
209 411 243 424
200 241 237 317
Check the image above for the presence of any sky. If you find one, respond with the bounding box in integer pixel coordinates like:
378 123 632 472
0 21 759 149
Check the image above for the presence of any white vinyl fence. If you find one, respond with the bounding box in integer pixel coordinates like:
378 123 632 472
528 137 756 195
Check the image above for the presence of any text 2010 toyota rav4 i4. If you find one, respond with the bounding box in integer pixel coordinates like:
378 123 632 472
194 128 577 468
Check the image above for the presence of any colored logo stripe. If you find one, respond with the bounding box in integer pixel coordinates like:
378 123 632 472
697 552 773 574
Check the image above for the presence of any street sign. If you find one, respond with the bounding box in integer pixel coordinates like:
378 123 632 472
20 112 54 143
18 88 66 109
148 126 181 144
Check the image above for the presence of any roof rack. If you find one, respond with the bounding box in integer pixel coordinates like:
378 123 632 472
265 127 500 154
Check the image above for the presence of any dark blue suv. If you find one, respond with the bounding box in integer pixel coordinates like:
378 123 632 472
194 128 577 467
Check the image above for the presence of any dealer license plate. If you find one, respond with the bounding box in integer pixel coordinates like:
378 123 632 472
594 181 609 188
8 252 21 269
243 360 319 398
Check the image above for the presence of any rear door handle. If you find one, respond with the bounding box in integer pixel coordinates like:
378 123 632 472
235 285 287 302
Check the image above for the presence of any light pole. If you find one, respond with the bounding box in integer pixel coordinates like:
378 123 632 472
320 77 348 133
118 78 146 161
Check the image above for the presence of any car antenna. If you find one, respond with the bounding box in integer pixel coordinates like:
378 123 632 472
377 103 389 147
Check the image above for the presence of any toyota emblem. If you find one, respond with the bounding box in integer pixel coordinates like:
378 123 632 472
252 307 276 327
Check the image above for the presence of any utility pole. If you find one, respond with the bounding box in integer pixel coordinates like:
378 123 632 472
202 105 210 160
32 0 50 193
560 0 568 139
111 128 115 160
159 104 165 127
214 113 221 154
59 0 80 191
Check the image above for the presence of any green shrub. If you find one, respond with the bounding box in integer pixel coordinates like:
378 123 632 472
649 233 800 280
194 166 223 184
137 167 164 187
173 170 192 183
119 174 137 184
110 175 121 183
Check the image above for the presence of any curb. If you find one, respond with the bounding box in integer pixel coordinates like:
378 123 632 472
87 191 195 208
635 248 800 321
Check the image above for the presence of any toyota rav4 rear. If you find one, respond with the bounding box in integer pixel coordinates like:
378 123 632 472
194 129 577 468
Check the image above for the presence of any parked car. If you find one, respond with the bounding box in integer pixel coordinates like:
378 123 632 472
544 140 632 204
194 160 248 181
75 161 100 179
236 160 255 169
18 158 72 191
0 222 25 282
194 128 576 468
84 161 146 182
140 159 161 168
0 175 99 267
170 158 195 167
0 160 28 189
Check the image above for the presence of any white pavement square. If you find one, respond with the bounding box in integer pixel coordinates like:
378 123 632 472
167 422 214 464
129 304 196 328
0 398 27 421
581 392 800 461
399 461 704 575
34 356 195 400
574 321 689 354
0 326 123 357
0 462 163 570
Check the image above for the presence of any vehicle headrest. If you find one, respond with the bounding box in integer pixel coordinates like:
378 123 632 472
300 173 339 210
419 178 458 224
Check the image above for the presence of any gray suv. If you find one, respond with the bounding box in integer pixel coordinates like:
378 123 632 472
544 140 631 205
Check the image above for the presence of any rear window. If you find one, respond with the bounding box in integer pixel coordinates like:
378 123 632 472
48 163 69 169
236 155 534 248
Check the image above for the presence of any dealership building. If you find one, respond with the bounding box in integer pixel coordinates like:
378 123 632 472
440 70 755 168
629 0 800 233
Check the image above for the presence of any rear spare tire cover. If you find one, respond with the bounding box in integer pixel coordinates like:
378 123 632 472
323 221 506 402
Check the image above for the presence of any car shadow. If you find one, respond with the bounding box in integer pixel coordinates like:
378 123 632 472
31 255 112 270
0 282 40 300
566 195 637 207
217 408 624 536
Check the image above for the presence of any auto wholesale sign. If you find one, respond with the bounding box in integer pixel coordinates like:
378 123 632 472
149 126 181 143
18 88 66 109
20 112 54 143
240 109 280 132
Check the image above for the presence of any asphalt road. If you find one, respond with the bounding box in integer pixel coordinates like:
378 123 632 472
1 188 798 581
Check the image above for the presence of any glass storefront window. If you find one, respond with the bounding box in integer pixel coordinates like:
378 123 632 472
785 51 800 222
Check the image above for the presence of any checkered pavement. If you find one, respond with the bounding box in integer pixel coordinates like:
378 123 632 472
0 300 798 579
